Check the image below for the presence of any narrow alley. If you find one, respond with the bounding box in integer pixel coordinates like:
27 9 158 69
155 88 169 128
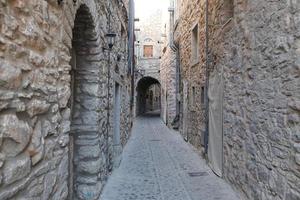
101 113 240 200
0 0 300 200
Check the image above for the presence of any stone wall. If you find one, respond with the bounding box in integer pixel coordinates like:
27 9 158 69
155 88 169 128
167 0 300 199
134 9 164 116
208 0 300 199
0 0 132 199
173 0 206 149
160 47 177 126
160 0 180 128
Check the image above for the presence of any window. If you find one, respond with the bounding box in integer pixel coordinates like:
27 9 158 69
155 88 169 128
121 25 127 51
201 86 205 105
191 24 199 63
191 86 196 107
143 45 153 58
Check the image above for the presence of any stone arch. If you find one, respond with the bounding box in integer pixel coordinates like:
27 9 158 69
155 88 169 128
136 76 161 115
68 4 105 200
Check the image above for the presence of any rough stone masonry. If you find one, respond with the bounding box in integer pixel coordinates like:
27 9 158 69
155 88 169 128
162 0 300 199
0 0 132 199
134 9 163 116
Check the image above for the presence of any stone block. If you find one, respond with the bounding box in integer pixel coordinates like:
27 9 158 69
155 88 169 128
288 99 300 111
77 145 101 160
26 121 44 157
59 120 71 134
58 135 69 148
3 155 31 185
294 143 300 153
42 120 57 137
27 182 44 198
288 114 300 123
0 61 22 90
76 182 102 200
0 114 32 157
286 189 300 200
272 146 289 159
42 172 57 200
10 99 26 112
0 102 9 112
57 156 68 182
52 181 68 200
0 153 5 168
57 86 71 108
26 99 51 117
77 158 102 175
257 164 269 184
26 120 45 166
295 154 300 165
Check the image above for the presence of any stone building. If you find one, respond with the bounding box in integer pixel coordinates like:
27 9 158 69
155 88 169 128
162 0 300 199
160 1 180 128
0 0 134 199
134 9 164 116
169 0 207 149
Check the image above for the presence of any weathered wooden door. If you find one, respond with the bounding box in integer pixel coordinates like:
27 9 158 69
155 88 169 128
182 80 188 141
208 68 224 177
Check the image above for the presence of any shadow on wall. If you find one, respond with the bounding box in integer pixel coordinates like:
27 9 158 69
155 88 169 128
136 76 161 116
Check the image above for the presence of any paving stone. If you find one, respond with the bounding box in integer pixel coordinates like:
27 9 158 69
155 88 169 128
101 114 241 200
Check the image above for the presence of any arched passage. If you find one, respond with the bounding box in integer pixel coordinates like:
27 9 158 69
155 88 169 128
136 77 161 116
69 5 105 200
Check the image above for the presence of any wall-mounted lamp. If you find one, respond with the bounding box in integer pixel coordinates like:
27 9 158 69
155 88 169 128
105 33 117 50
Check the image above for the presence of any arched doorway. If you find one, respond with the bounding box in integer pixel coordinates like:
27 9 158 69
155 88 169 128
69 5 105 200
136 77 161 116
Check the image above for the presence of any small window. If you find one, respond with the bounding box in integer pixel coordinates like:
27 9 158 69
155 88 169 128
191 24 199 63
201 86 205 105
143 45 153 58
191 86 196 107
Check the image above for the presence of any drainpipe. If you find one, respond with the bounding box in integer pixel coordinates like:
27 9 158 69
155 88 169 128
106 3 112 175
175 46 181 117
129 0 135 122
168 2 178 52
204 0 210 155
168 1 180 122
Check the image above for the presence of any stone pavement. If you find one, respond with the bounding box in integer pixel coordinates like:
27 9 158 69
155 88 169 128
100 113 241 200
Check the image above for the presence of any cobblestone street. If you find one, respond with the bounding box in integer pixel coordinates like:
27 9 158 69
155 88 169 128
101 113 241 200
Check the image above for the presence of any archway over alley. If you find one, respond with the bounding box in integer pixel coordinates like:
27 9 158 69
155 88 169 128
69 4 106 199
136 76 161 116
